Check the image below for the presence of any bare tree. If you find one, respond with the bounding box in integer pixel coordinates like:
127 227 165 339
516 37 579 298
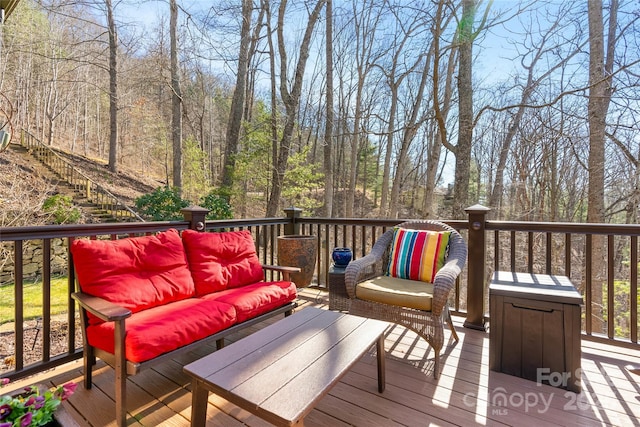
487 4 586 217
373 5 431 218
265 0 326 217
436 0 490 218
106 0 118 173
170 0 182 191
423 35 456 218
221 0 252 196
323 0 334 217
451 0 475 218
587 0 617 334
387 59 432 218
344 0 382 218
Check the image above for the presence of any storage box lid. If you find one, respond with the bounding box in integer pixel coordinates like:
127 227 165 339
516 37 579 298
490 271 583 305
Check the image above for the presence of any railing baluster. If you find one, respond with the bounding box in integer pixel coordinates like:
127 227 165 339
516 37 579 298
586 234 593 335
546 232 552 275
314 223 321 285
68 238 77 352
327 224 339 247
14 241 24 372
324 224 329 286
510 230 516 271
607 235 615 339
565 233 571 277
351 226 356 255
42 238 51 362
494 230 500 272
270 224 276 266
632 235 638 343
527 231 533 273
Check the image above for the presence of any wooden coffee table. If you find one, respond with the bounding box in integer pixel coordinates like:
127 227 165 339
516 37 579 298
184 306 389 426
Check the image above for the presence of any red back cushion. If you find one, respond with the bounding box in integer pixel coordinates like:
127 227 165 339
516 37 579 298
71 229 195 320
182 229 264 295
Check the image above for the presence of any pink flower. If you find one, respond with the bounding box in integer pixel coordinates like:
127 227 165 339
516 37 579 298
20 411 32 427
0 379 9 387
0 404 11 419
61 382 77 400
34 396 45 410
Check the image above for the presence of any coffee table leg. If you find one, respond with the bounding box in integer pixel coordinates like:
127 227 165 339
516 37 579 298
377 334 385 392
191 380 209 426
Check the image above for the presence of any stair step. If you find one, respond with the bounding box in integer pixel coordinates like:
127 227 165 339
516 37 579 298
19 140 143 224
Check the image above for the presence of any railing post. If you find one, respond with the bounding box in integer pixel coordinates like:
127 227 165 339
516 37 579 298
464 204 491 331
284 207 302 235
181 205 209 231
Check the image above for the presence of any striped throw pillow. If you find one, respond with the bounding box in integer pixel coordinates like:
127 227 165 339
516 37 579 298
386 227 451 283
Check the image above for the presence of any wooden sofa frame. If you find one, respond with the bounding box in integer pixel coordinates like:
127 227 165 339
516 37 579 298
72 264 299 427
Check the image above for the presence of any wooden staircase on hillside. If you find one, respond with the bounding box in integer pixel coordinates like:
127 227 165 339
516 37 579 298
16 131 144 223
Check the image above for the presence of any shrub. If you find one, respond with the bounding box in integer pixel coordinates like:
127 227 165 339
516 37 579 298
135 186 188 221
42 194 80 224
199 191 233 220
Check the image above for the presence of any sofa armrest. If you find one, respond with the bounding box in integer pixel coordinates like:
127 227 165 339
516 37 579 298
262 265 301 282
72 292 132 322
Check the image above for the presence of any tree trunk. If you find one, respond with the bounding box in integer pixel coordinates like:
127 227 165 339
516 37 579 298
265 0 325 217
424 43 456 217
451 0 475 219
106 0 118 173
222 0 252 195
379 89 396 217
587 0 616 334
170 0 182 192
323 0 334 217
389 53 431 218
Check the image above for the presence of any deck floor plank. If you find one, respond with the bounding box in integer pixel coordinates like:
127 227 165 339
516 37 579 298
7 289 640 426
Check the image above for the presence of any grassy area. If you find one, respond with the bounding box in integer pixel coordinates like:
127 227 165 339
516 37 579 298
0 277 70 325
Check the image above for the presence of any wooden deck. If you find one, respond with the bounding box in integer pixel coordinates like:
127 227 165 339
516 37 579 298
6 288 640 426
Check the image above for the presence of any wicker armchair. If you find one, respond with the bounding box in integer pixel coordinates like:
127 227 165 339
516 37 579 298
344 220 467 378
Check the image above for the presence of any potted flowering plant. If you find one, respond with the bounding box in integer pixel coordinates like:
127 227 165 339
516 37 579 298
0 378 77 427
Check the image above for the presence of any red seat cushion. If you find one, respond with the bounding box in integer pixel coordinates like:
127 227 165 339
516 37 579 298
85 298 236 363
71 229 195 324
204 281 297 323
182 229 265 295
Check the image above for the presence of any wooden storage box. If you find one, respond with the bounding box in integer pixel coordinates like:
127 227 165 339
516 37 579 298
489 271 583 392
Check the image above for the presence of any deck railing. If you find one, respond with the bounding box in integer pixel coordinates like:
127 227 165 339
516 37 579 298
1 205 639 383
486 219 640 347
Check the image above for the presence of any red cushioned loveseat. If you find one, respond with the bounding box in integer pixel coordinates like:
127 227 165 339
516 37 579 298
70 228 299 427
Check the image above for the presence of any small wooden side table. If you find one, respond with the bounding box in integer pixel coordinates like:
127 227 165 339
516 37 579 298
328 266 349 311
489 271 583 393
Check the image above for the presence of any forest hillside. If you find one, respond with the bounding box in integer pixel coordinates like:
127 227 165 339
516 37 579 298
0 142 161 226
0 1 638 224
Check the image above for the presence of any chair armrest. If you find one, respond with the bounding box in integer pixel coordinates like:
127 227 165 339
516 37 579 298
431 230 468 316
345 229 395 298
262 265 301 282
72 292 132 322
